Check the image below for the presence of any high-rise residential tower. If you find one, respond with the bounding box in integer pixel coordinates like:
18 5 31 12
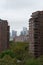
0 19 9 52
29 11 43 57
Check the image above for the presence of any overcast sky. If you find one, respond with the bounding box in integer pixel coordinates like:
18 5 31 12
0 0 43 35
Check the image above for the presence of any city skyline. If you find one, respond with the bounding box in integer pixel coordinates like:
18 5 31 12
0 0 43 34
10 27 28 36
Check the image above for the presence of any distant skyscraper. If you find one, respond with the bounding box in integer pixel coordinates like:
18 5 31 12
10 32 13 41
23 27 27 31
20 31 23 36
12 30 17 39
20 27 28 36
29 11 43 57
0 19 9 52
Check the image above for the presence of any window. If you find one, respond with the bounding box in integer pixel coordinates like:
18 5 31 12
34 33 38 36
34 36 38 39
34 28 38 30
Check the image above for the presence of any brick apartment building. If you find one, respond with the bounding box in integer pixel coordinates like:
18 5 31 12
29 11 43 57
0 19 9 52
14 35 29 42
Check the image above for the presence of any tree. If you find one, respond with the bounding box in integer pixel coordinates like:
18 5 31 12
0 55 17 65
10 42 29 61
0 50 15 58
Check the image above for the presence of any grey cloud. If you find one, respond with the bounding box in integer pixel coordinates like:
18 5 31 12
4 0 43 10
0 0 43 35
9 20 28 30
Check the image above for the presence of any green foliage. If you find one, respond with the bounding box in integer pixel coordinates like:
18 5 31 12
37 55 43 65
23 55 43 65
10 42 29 60
9 41 14 43
0 41 43 65
0 50 15 58
24 58 40 65
0 55 17 65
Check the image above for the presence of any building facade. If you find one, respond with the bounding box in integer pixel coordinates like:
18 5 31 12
0 19 9 52
12 30 17 39
29 11 43 57
20 27 28 36
14 35 29 42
